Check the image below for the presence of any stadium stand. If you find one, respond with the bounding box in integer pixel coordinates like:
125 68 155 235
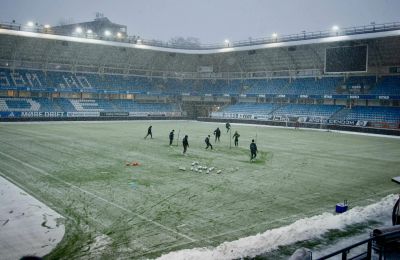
1 68 399 127
340 106 400 123
342 76 376 94
220 103 280 114
0 97 181 115
218 102 400 126
242 79 289 94
0 69 399 98
272 104 344 118
287 77 341 95
0 21 399 131
371 76 400 95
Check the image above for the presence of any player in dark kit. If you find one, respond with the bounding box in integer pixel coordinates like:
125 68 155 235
213 127 221 142
250 139 258 161
144 125 153 139
205 135 213 150
169 130 174 145
225 122 231 133
232 131 240 147
182 135 189 154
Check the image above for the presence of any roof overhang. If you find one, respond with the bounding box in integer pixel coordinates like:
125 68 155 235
1 28 399 55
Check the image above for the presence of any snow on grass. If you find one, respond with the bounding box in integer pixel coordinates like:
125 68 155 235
0 120 399 259
157 194 397 260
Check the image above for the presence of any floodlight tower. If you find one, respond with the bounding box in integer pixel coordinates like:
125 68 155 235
332 25 340 36
272 32 278 42
224 39 230 47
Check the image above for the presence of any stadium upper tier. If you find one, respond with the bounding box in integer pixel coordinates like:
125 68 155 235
1 69 400 97
1 21 399 51
1 23 399 74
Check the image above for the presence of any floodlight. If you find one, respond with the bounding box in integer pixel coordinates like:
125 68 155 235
272 32 278 38
44 24 51 29
27 21 34 27
75 27 83 33
87 29 93 34
137 39 142 44
224 39 230 47
332 25 340 31
117 32 122 38
104 30 111 37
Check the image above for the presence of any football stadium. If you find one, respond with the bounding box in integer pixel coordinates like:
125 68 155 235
1 1 400 259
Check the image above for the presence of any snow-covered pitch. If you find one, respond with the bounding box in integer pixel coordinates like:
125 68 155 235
0 120 399 259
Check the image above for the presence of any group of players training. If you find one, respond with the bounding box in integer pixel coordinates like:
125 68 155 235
144 123 258 161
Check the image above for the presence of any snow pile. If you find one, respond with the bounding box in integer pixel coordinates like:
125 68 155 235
157 194 397 260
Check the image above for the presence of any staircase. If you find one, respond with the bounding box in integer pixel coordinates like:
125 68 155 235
330 107 350 120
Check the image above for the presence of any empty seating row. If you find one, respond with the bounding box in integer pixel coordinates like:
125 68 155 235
219 103 400 124
1 68 399 96
272 104 343 117
0 98 180 114
342 106 400 123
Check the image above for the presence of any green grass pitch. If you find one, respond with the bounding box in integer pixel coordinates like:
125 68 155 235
0 120 399 259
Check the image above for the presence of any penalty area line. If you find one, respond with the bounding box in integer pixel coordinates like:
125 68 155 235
0 151 196 242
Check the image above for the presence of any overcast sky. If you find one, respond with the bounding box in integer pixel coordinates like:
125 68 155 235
1 0 399 43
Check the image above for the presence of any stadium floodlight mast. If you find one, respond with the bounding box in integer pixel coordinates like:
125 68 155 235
224 39 230 47
75 27 83 34
272 32 278 42
332 25 340 35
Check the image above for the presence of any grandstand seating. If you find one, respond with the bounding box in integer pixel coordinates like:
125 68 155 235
272 104 343 118
340 106 400 123
0 98 180 114
287 77 341 95
1 68 399 126
343 76 376 94
218 102 400 125
371 76 400 95
1 68 400 97
242 79 289 94
222 103 343 118
220 103 280 114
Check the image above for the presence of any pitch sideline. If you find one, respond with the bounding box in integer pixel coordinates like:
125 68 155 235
0 150 197 242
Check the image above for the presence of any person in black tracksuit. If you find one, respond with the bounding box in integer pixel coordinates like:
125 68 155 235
205 135 213 150
144 125 152 139
232 131 240 147
182 135 189 154
250 139 258 161
213 127 221 143
169 130 174 145
225 122 231 133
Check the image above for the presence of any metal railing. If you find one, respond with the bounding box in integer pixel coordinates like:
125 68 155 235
0 21 400 50
316 229 400 260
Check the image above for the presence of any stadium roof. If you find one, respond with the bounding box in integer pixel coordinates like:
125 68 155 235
0 22 399 77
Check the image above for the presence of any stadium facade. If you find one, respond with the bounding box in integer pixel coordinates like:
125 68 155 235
0 20 399 134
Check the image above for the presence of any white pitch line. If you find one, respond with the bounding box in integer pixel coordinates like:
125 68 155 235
1 171 149 252
0 151 196 242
